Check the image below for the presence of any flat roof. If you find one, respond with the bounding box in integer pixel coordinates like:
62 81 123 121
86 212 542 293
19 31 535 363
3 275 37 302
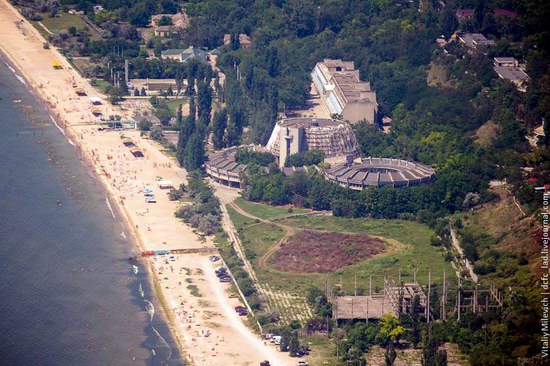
161 49 184 56
278 117 344 128
494 66 530 81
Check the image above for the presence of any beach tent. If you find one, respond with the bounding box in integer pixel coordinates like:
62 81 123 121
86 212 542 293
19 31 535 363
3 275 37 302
91 108 102 116
51 61 62 69
90 97 102 105
122 138 135 147
157 180 174 189
131 149 144 158
75 88 87 96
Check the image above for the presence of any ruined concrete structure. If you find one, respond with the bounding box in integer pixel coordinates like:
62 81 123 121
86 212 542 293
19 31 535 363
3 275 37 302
332 278 428 321
266 117 360 167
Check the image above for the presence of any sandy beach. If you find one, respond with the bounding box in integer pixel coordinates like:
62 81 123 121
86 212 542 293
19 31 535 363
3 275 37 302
0 1 295 365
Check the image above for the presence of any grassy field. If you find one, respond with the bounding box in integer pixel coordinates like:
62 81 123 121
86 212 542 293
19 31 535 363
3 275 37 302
301 335 337 366
234 198 308 219
91 79 112 94
280 216 455 289
32 13 90 36
228 203 455 295
166 99 188 114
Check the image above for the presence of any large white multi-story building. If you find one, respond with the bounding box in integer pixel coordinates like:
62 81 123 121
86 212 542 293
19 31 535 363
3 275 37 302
311 59 378 124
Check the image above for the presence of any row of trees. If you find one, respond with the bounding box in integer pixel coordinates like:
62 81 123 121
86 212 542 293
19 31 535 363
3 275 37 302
175 61 215 171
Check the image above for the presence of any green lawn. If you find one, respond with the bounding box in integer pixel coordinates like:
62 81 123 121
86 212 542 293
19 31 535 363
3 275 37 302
91 79 112 94
35 13 91 35
234 197 308 220
227 206 455 295
166 98 188 114
302 334 337 366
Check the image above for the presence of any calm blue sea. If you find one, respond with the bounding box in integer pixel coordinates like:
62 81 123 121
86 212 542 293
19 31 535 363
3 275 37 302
0 57 184 366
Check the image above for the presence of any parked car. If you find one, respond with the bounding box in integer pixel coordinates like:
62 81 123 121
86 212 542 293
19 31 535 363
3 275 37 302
237 309 248 316
219 276 231 283
215 270 227 278
297 362 308 366
209 255 220 262
260 361 270 366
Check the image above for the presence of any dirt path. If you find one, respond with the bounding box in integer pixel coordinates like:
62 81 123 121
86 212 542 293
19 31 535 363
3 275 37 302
227 201 299 272
450 228 478 283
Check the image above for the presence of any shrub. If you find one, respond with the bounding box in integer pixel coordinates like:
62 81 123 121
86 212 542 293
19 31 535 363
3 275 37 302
138 119 153 131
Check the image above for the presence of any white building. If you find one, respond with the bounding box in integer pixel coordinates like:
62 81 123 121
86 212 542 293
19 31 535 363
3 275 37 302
311 59 377 124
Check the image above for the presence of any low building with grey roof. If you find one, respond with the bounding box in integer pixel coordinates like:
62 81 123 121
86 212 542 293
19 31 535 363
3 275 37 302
458 33 495 52
161 46 209 63
493 57 530 91
321 157 435 189
205 146 257 188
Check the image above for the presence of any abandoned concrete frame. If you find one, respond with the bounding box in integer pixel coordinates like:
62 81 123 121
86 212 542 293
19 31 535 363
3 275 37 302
329 271 504 323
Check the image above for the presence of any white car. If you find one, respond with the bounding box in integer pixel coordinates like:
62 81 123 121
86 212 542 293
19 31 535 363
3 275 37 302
297 362 308 366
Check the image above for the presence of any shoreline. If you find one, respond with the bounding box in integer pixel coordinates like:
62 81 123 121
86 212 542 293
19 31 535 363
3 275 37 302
0 50 191 364
0 1 295 365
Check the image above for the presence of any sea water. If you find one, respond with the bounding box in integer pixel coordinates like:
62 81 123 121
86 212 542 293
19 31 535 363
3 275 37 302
0 58 184 365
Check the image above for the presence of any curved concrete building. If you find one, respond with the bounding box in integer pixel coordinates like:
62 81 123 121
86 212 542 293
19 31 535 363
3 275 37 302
205 146 249 188
266 117 360 167
322 157 435 190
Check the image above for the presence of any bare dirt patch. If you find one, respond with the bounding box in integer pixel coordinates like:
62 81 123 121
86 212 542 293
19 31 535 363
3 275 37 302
474 120 499 146
272 230 385 273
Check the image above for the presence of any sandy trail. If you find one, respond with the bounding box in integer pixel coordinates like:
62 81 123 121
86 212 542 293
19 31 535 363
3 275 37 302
202 261 289 366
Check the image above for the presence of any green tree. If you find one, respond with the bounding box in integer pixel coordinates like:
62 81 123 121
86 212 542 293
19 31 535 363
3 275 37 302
213 109 228 149
289 332 300 356
230 33 240 50
138 119 152 131
158 15 173 26
377 314 405 346
439 8 458 39
177 103 183 127
177 97 196 166
150 125 163 141
184 132 205 171
279 328 291 352
197 79 213 128
225 121 240 146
